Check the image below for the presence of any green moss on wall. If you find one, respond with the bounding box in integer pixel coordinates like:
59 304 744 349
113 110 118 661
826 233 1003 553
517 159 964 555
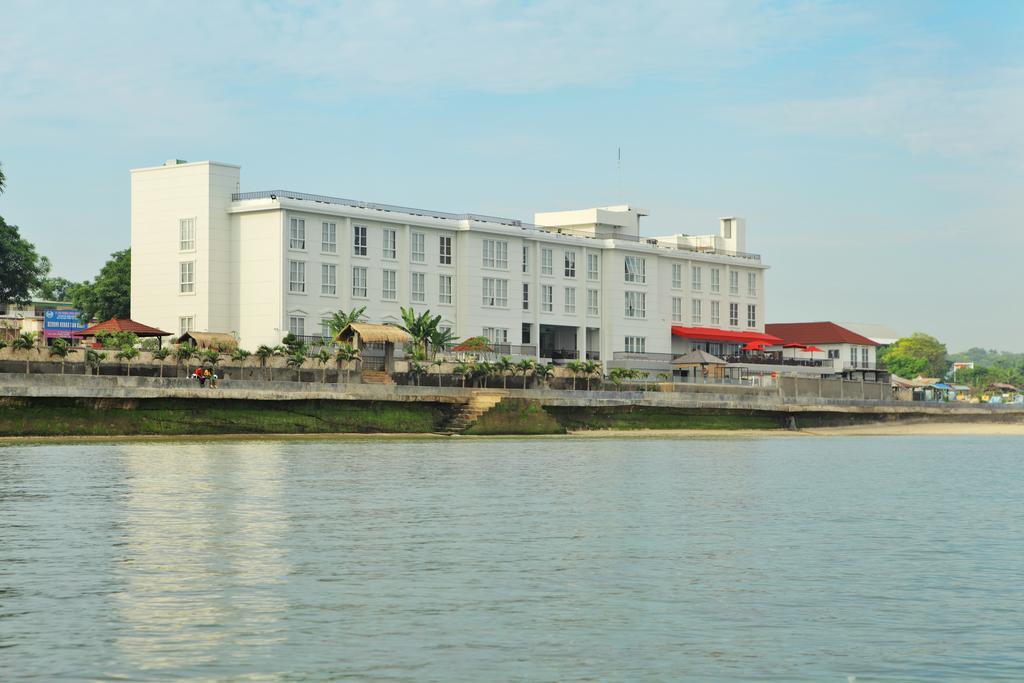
0 398 449 436
463 399 565 435
546 405 786 431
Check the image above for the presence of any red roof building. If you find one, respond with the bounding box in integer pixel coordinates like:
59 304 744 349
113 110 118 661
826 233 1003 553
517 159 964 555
765 322 880 347
73 317 171 339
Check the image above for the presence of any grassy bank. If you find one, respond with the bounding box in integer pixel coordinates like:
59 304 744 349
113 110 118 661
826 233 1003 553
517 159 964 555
546 405 786 431
464 399 565 435
0 397 449 437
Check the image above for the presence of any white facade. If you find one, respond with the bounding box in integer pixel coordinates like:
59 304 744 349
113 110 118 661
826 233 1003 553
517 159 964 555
130 160 769 365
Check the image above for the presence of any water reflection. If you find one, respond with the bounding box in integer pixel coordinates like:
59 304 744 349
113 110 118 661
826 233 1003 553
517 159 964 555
108 442 290 679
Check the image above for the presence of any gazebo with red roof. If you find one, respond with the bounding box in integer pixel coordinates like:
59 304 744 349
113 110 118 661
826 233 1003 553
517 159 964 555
73 317 172 346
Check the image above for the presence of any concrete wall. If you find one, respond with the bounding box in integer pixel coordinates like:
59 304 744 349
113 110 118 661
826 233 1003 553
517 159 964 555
780 376 889 401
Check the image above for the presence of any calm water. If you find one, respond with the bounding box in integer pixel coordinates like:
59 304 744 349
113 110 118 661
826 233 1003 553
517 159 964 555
1 435 1023 681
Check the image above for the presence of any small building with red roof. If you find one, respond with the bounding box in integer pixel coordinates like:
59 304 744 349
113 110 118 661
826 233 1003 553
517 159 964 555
765 321 882 376
73 317 172 346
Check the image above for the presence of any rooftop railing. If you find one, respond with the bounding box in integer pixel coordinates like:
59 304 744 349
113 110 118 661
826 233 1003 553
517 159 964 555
233 191 761 261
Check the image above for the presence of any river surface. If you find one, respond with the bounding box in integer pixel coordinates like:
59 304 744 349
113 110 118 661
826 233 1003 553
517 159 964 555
1 435 1022 681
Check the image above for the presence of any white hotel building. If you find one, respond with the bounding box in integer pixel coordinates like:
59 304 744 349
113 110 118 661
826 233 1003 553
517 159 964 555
130 160 771 368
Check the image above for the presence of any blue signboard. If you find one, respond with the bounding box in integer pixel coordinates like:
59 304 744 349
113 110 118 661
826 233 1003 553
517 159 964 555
43 309 86 338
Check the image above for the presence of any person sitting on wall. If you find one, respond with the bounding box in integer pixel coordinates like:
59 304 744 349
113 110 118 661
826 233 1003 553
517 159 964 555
204 368 212 387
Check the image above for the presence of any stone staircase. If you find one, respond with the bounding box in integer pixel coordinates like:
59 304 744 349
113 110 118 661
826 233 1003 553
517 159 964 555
360 370 395 385
440 391 506 435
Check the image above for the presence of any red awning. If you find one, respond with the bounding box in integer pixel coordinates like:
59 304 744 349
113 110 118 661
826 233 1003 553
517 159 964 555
671 326 783 344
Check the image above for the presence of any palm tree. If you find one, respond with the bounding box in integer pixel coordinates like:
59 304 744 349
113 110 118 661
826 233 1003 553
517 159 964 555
428 326 457 359
315 348 332 383
48 339 73 375
335 344 360 384
231 348 252 378
11 332 35 374
473 361 493 388
200 348 221 369
408 360 428 386
454 362 472 388
399 306 442 355
327 306 367 337
495 356 514 389
535 362 555 389
116 345 139 376
86 349 106 376
566 360 585 390
583 360 602 390
432 358 445 386
151 347 172 377
609 367 627 389
174 343 196 378
515 359 535 389
254 345 274 380
285 349 307 381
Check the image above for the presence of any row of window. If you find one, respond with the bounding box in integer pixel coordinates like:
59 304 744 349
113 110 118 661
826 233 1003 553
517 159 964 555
670 298 757 327
290 218 453 265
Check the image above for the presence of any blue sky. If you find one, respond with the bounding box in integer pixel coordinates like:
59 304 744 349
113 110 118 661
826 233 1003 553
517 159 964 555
2 0 1021 351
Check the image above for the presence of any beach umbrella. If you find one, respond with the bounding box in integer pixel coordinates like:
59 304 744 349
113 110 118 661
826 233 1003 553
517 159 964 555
803 345 823 362
742 340 768 351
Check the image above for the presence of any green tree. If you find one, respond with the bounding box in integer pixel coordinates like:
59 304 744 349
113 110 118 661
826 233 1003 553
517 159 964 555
11 332 35 374
335 344 360 384
566 360 585 390
880 333 948 379
535 362 555 388
116 345 139 376
254 345 275 380
70 249 131 322
428 326 457 359
286 349 307 381
0 161 5 193
583 360 602 390
199 349 221 370
399 307 441 354
0 217 50 306
453 362 472 388
315 348 332 383
174 343 196 378
494 356 514 389
327 306 367 337
152 346 172 378
408 360 428 386
85 349 106 376
36 276 77 301
231 348 252 378
515 359 535 389
48 338 74 375
432 357 445 386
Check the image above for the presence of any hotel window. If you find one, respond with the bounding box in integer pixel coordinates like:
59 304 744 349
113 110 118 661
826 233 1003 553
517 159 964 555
671 263 682 289
746 304 757 328
179 218 195 252
587 289 599 316
321 264 336 296
178 316 194 335
382 270 397 301
624 336 646 354
522 323 532 344
691 266 702 291
439 235 452 265
850 347 858 368
522 245 530 273
624 291 646 319
748 272 758 296
439 275 453 305
564 251 576 278
541 285 553 312
351 266 367 298
564 287 576 314
672 297 682 322
289 217 306 250
587 253 599 281
179 261 194 294
353 225 367 256
482 277 508 307
411 272 426 303
522 283 529 311
321 319 332 338
711 268 720 293
482 239 508 269
711 300 721 326
289 260 306 293
691 299 702 324
411 232 426 263
862 347 869 366
289 316 305 336
321 222 337 253
729 302 739 327
729 271 739 295
624 256 646 283
541 248 553 275
483 327 509 344
382 228 397 259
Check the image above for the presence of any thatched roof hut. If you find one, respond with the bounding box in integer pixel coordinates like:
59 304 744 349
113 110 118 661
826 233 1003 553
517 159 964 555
335 323 411 345
176 332 238 350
